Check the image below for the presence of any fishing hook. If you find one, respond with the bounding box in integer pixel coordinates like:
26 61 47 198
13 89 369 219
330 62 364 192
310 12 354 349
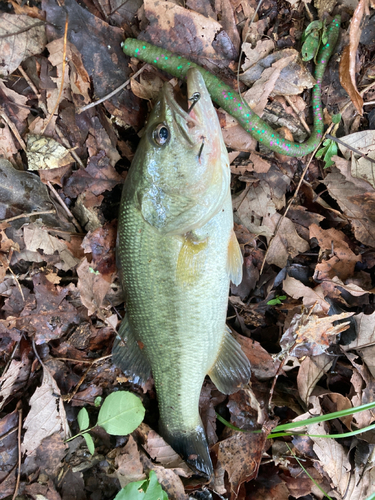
188 92 201 113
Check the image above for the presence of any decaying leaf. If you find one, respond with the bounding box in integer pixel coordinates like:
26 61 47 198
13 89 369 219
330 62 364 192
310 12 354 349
0 13 46 76
240 49 316 95
22 363 70 456
280 306 353 357
26 134 75 171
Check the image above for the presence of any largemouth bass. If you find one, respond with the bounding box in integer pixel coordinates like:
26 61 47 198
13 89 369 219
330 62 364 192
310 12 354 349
114 67 251 477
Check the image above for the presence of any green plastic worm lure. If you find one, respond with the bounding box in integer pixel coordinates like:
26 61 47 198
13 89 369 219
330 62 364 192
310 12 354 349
122 16 340 157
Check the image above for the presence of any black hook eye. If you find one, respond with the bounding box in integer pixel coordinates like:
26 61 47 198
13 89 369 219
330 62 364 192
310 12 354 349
188 92 201 114
153 123 170 146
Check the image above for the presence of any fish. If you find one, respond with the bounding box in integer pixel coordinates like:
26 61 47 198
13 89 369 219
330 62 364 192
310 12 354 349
114 67 251 478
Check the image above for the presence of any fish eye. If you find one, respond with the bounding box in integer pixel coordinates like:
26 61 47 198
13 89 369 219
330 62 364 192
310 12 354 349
153 123 170 146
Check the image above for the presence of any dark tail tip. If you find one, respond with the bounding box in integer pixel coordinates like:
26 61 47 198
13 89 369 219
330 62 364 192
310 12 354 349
159 423 213 479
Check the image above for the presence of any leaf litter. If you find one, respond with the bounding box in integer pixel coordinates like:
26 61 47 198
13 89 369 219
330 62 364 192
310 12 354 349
0 0 375 499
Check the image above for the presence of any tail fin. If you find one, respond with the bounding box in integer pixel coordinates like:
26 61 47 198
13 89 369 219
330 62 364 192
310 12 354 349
159 421 213 478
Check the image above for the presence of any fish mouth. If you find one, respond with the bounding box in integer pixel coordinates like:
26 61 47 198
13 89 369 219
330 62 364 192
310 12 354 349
162 68 217 146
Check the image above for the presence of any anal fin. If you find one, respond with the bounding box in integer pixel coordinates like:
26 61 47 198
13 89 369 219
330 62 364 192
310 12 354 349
227 229 243 286
208 326 251 394
112 314 151 385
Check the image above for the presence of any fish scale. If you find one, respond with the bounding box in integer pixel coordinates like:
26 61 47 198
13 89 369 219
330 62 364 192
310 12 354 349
114 68 251 477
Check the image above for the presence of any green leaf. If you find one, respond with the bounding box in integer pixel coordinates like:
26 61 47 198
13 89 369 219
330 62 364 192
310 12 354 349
83 432 95 455
144 471 168 500
77 408 89 431
332 113 341 124
97 391 145 436
114 471 168 500
114 479 148 500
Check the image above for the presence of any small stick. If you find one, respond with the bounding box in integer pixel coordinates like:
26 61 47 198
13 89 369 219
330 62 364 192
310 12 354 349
77 63 148 113
47 181 83 233
11 401 22 500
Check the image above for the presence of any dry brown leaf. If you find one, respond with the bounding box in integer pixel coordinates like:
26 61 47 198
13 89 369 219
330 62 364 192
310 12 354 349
323 166 375 247
140 453 189 500
0 14 46 76
212 426 271 500
143 0 232 66
297 354 334 404
241 39 274 71
76 257 111 316
240 49 315 95
339 0 369 116
310 422 351 496
22 363 70 456
23 223 80 271
282 276 330 312
26 134 75 171
264 213 309 269
130 72 165 102
0 360 23 411
245 55 296 116
114 435 146 487
310 224 361 281
336 130 375 189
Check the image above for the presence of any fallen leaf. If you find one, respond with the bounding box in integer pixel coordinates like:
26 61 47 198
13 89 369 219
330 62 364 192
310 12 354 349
142 0 235 69
0 360 23 411
241 39 274 71
77 258 111 316
322 166 375 247
240 49 315 95
22 363 70 456
297 354 335 404
0 13 46 76
310 421 351 496
23 223 80 271
339 0 368 116
114 435 146 487
0 158 73 232
264 213 310 269
15 273 81 344
26 134 75 171
310 224 361 281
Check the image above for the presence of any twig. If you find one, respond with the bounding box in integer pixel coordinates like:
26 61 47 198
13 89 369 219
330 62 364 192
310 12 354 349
77 63 148 113
11 401 22 500
64 355 112 403
2 210 56 223
18 66 85 168
41 13 69 135
0 107 26 151
285 95 311 134
325 133 375 165
0 21 47 39
47 181 83 233
259 122 334 275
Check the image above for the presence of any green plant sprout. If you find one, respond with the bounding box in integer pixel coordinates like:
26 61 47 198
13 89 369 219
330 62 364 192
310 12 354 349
316 113 341 168
66 391 145 454
114 471 168 500
267 295 287 306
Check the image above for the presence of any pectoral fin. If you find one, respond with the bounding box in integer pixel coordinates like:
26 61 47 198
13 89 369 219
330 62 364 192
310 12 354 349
112 314 151 385
176 235 208 285
208 326 251 394
227 230 243 286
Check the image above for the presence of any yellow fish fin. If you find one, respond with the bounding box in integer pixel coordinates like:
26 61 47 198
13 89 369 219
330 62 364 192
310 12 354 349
112 314 151 385
227 229 243 286
176 236 208 285
208 326 251 394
